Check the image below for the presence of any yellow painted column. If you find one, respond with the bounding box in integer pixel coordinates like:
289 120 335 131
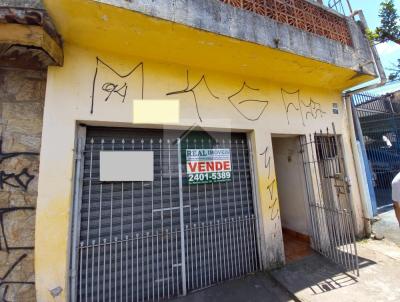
251 130 285 268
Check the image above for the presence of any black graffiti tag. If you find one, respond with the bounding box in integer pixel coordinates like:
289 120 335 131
90 57 144 114
281 88 326 126
228 82 269 121
0 169 34 191
0 254 34 302
260 143 280 222
101 82 128 103
166 70 219 122
0 207 35 253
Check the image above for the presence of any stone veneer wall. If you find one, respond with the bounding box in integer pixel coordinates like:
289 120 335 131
0 67 46 301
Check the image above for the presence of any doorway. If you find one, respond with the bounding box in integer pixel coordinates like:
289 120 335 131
272 135 313 263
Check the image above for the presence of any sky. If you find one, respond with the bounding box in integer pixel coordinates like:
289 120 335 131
346 0 400 95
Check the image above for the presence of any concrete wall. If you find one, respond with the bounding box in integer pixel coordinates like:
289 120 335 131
272 137 310 236
94 0 377 78
34 43 367 301
0 67 46 301
0 0 44 9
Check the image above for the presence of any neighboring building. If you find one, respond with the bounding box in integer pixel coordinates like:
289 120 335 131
353 91 400 212
0 0 382 301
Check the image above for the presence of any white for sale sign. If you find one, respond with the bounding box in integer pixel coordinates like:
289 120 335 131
186 149 232 184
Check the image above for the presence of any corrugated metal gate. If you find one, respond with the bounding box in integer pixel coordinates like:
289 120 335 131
72 127 260 302
352 92 400 208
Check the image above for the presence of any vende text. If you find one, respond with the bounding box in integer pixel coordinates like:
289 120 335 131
187 161 231 173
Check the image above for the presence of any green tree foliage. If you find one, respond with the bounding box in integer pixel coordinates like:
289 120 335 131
368 0 400 45
369 0 400 81
375 0 400 44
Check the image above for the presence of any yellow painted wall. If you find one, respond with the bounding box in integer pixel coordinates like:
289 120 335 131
35 43 365 301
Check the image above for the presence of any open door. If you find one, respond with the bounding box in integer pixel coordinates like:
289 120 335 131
272 135 314 264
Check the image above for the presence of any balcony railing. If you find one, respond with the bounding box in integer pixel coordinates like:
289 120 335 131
219 0 352 46
326 0 351 15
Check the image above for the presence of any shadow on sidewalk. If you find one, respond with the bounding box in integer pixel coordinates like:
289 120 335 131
271 253 376 297
169 272 296 302
168 251 380 302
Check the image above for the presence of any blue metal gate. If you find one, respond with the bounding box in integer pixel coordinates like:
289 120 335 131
352 92 400 208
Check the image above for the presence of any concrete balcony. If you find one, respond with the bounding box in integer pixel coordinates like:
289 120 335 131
43 0 378 90
219 0 352 46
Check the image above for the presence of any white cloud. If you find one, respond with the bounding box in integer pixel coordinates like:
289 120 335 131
376 42 400 56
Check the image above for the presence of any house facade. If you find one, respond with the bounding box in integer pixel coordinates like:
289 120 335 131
0 0 382 301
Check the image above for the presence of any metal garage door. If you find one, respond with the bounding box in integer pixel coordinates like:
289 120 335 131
72 127 260 302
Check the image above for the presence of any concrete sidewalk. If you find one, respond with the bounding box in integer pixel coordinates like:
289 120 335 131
168 239 400 302
373 208 400 246
170 273 295 302
271 240 400 302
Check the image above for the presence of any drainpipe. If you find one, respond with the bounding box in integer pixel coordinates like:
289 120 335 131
344 10 388 95
344 96 373 236
342 10 387 236
352 100 378 216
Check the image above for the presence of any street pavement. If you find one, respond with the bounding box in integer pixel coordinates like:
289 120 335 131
372 208 400 246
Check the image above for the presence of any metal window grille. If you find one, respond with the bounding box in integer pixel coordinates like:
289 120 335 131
327 0 345 15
